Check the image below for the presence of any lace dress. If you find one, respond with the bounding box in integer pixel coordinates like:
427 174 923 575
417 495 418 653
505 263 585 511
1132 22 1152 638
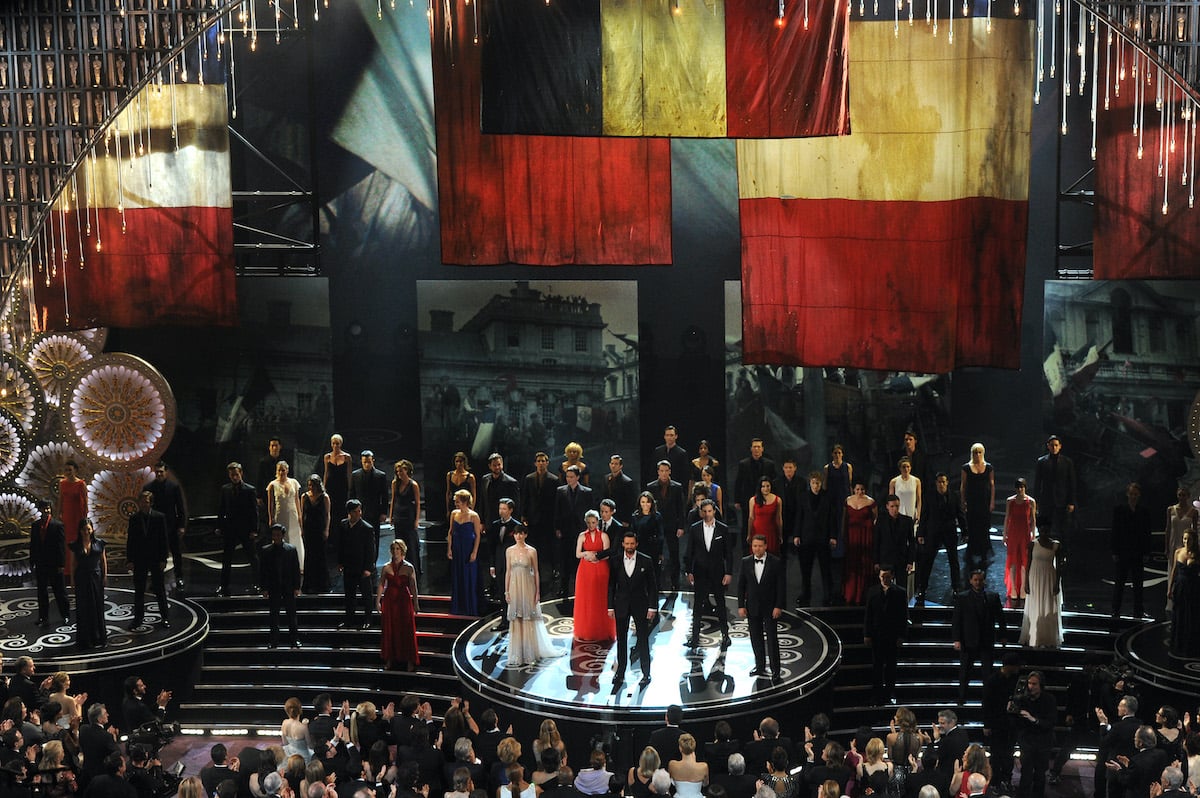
506 544 558 665
271 477 305 569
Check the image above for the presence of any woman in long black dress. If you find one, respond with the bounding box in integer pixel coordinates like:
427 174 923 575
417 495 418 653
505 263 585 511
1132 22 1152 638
1170 528 1200 658
323 434 352 524
300 475 331 594
71 518 107 650
959 443 995 570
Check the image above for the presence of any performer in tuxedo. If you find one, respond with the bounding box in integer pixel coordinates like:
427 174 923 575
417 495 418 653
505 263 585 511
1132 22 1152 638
918 473 966 601
651 426 691 492
520 452 560 553
1034 435 1078 568
216 462 259 596
337 499 376 629
603 455 639 521
863 565 908 704
30 499 68 627
647 460 687 590
480 453 520 603
143 461 188 593
596 499 625 561
792 472 837 607
952 569 1007 704
608 531 659 690
350 450 390 559
261 523 301 648
734 438 778 525
874 495 915 577
685 500 734 649
554 465 594 597
738 534 786 679
490 498 524 629
126 491 170 629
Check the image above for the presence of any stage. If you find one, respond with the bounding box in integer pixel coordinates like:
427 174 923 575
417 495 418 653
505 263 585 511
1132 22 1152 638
1115 620 1200 703
452 591 841 728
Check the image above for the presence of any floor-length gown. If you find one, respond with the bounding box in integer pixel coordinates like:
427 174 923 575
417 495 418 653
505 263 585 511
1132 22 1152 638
506 545 558 665
60 477 87 581
1004 496 1035 598
301 493 330 593
961 464 994 563
1170 558 1200 657
1018 542 1062 647
750 497 782 555
843 501 876 605
392 481 420 574
71 538 106 649
326 458 351 523
1166 506 1192 609
451 518 479 615
380 563 420 667
271 478 305 569
825 462 851 557
573 531 616 641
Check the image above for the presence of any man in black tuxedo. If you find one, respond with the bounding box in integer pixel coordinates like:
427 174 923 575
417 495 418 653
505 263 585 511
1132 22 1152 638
651 426 690 493
520 452 559 554
1155 766 1190 798
1111 482 1152 619
126 491 170 629
491 499 524 628
308 694 337 751
256 437 285 531
216 462 259 596
29 500 68 627
261 523 301 648
952 569 1007 704
78 702 119 790
874 495 915 577
596 499 625 562
602 455 638 521
1034 434 1078 569
349 450 390 563
922 709 970 781
480 453 520 602
647 460 687 590
143 461 188 593
1096 696 1142 798
685 500 734 649
608 530 659 689
734 438 778 525
918 473 965 601
553 465 594 597
792 471 836 607
863 565 908 704
337 500 376 630
739 534 786 679
648 705 686 765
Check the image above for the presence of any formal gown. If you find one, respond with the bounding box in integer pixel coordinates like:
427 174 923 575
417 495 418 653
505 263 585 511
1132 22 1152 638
1170 558 1200 657
893 476 919 520
573 530 616 641
450 518 479 615
672 781 704 798
301 493 330 593
283 734 312 762
506 545 558 665
1166 506 1192 610
60 477 87 579
1018 542 1062 648
380 563 420 666
961 463 994 561
825 462 851 556
843 501 876 605
326 458 351 522
750 496 782 555
1004 495 1035 598
71 538 106 649
271 478 304 569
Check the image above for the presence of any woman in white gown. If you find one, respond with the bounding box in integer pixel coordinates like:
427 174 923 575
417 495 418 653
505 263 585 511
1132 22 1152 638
668 734 708 798
1018 528 1062 648
269 461 305 569
505 528 559 666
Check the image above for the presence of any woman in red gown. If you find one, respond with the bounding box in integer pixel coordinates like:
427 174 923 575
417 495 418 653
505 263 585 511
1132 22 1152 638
748 477 783 555
1003 478 1036 604
59 460 88 585
573 511 615 641
842 480 878 605
377 539 420 671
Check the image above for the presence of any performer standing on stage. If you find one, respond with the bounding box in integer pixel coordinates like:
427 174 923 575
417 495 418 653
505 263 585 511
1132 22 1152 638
684 500 733 650
738 534 785 680
30 499 68 628
216 462 260 596
609 531 659 690
59 460 88 587
126 491 170 629
144 461 188 595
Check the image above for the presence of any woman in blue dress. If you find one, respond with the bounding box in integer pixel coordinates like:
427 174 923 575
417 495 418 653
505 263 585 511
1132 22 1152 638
447 489 482 615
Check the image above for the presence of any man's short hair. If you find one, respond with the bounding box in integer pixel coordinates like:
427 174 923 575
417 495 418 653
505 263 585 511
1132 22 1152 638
306 784 326 798
600 499 616 511
666 705 682 725
651 769 673 794
481 709 497 730
699 499 715 511
1120 695 1139 715
656 460 671 470
759 717 779 738
227 462 243 472
810 714 830 736
488 453 503 464
918 786 940 798
885 494 900 504
938 709 957 725
103 751 125 775
314 693 331 713
566 465 581 476
727 754 745 776
211 743 227 764
610 454 623 463
87 703 106 725
360 450 374 459
453 737 474 762
346 499 362 512
1135 726 1157 750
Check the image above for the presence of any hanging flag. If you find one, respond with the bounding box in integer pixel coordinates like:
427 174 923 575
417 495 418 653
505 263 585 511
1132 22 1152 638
479 0 849 139
35 32 236 331
738 17 1034 372
433 0 672 265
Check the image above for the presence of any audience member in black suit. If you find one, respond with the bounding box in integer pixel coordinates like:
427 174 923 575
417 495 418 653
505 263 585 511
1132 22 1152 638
126 490 170 629
738 535 786 679
864 565 908 704
1096 696 1143 798
608 530 659 689
216 462 260 596
475 708 510 776
792 472 836 607
711 753 758 798
1156 766 1191 798
29 500 68 627
922 709 970 781
703 722 741 776
1106 724 1170 798
873 495 915 577
602 455 638 522
741 718 794 773
309 693 337 751
337 500 376 630
685 501 734 649
917 473 965 600
734 439 778 526
553 466 594 597
651 426 691 496
121 676 169 731
1111 482 1152 619
260 523 302 648
520 453 560 554
87 751 137 798
78 702 119 790
143 460 188 593
646 461 687 590
952 569 1007 704
648 705 686 765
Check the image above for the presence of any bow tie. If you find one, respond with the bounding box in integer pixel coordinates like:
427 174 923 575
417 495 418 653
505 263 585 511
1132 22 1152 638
755 559 765 564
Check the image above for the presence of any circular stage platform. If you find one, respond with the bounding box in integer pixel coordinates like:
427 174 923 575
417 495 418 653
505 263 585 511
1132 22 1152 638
453 591 841 727
1116 621 1200 701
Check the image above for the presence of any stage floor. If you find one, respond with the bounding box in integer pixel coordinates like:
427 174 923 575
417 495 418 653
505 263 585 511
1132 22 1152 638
453 591 841 725
1116 620 1200 699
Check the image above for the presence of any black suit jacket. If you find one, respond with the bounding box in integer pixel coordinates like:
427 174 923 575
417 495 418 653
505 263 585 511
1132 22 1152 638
651 444 691 488
1111 502 1153 558
337 519 376 574
649 726 685 764
1098 715 1141 763
602 473 638 520
143 477 187 532
260 541 301 594
350 467 391 523
794 488 835 545
520 471 560 530
126 510 169 566
554 484 594 537
685 520 735 579
218 481 259 536
647 479 687 534
874 512 915 569
741 737 794 772
78 722 119 782
29 517 65 569
609 550 658 617
1034 452 1077 511
922 725 970 779
200 764 237 798
735 456 778 508
952 587 1007 649
921 489 966 545
738 553 786 616
480 472 521 527
864 583 908 643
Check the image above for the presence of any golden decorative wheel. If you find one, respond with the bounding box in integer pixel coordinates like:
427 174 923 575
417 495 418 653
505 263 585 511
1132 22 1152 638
28 333 93 407
75 328 108 355
0 351 47 436
0 406 28 484
16 441 92 504
88 467 155 543
62 354 175 469
0 487 40 540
